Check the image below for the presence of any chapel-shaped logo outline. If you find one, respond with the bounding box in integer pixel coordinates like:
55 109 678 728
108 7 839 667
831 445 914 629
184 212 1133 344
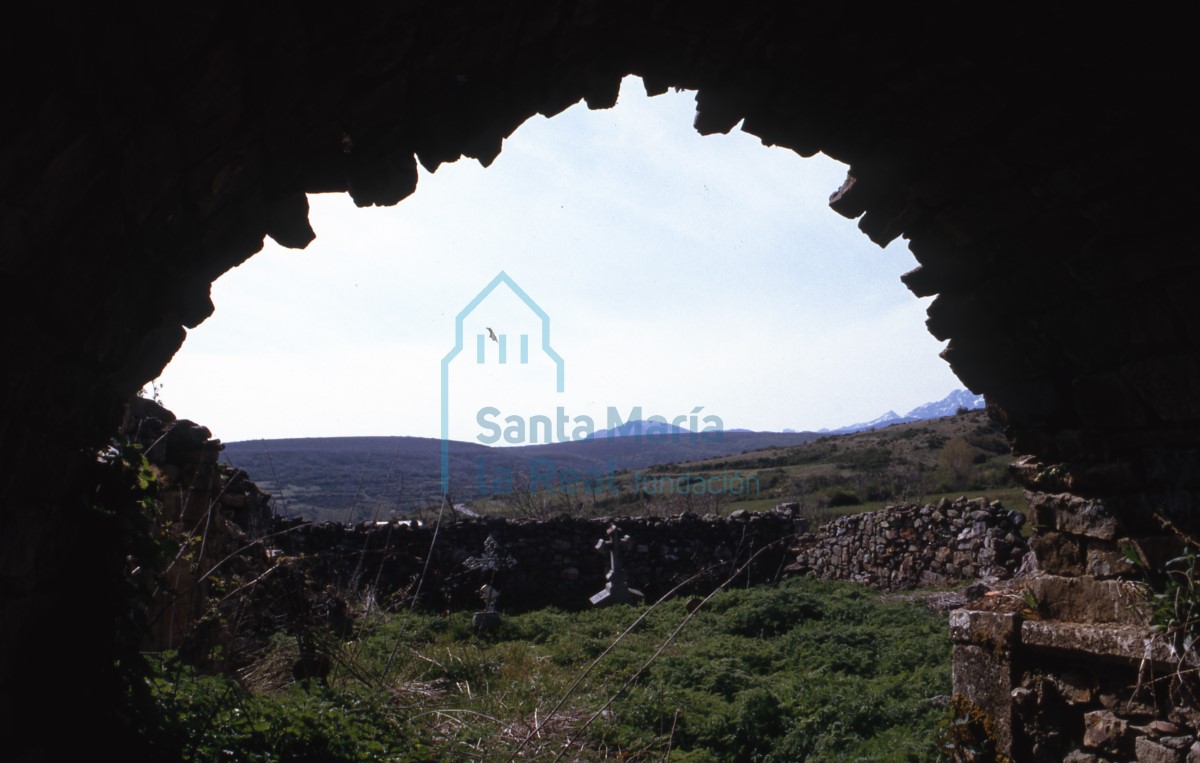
440 271 564 492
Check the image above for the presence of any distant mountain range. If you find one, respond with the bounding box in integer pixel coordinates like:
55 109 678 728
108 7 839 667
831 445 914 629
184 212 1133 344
817 389 985 435
221 430 823 520
584 389 985 439
220 389 985 521
587 420 693 439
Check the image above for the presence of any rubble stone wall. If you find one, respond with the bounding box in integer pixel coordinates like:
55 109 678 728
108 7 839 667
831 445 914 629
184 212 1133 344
271 509 804 613
950 490 1200 761
788 497 1028 590
267 497 1029 612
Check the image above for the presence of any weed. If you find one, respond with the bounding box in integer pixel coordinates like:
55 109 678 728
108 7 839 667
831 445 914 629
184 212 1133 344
146 578 953 760
1149 549 1200 658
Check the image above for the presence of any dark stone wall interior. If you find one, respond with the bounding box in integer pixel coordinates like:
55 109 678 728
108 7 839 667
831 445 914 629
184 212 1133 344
1 3 1197 756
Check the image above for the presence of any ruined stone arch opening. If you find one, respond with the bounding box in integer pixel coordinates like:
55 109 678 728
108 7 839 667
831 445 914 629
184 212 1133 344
3 6 1198 756
4 7 1193 506
160 75 959 448
9 8 1183 486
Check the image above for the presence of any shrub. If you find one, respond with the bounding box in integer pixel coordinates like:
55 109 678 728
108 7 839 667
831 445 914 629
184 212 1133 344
826 490 861 508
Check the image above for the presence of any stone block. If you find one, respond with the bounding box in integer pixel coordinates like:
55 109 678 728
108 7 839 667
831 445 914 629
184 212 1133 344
1137 736 1186 763
1022 621 1172 664
1187 741 1200 763
1058 496 1120 540
1150 721 1185 736
1026 574 1150 624
1031 531 1086 576
1088 545 1136 579
949 608 1020 647
1083 709 1127 751
1054 672 1093 705
1028 489 1057 528
952 645 1014 755
1160 737 1195 752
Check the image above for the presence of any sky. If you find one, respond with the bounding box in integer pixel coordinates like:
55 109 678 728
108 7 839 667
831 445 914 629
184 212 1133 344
150 76 965 444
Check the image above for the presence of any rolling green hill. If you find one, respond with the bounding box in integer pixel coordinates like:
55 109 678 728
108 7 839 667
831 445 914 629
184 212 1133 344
220 430 823 522
221 410 1017 524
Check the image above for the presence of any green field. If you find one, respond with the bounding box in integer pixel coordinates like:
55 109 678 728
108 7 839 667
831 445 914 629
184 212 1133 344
144 577 955 761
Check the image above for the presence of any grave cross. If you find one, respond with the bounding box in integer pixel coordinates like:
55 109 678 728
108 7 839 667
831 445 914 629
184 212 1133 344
590 524 644 607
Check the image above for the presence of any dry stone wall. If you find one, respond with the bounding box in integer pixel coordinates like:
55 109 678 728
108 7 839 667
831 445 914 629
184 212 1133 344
266 497 1029 613
787 498 1028 590
270 508 805 613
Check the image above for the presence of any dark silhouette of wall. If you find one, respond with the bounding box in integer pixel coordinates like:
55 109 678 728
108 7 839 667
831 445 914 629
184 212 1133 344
1 5 1197 758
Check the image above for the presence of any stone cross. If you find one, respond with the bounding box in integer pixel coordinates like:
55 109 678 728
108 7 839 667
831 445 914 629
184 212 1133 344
464 533 515 573
590 524 644 607
466 534 512 631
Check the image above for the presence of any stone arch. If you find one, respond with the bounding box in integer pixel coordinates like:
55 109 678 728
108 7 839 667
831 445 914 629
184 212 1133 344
4 9 1195 493
1 4 1198 756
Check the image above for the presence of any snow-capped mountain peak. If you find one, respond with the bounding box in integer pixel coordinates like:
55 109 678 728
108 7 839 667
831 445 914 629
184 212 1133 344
819 390 984 435
904 389 985 420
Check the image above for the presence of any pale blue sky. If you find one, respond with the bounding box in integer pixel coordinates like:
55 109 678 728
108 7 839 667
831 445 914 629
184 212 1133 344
152 77 964 443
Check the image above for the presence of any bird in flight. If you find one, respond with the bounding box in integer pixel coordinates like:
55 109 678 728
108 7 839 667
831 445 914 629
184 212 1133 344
487 327 499 343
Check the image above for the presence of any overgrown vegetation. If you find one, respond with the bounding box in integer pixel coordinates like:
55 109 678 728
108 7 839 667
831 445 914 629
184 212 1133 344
1126 516 1200 663
1146 548 1200 657
1117 515 1200 715
93 438 183 753
143 578 953 761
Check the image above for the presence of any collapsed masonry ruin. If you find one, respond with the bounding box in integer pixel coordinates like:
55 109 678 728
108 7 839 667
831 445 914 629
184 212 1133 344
3 5 1199 759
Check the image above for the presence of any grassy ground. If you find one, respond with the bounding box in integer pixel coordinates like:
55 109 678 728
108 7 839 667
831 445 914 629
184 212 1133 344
144 577 954 761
